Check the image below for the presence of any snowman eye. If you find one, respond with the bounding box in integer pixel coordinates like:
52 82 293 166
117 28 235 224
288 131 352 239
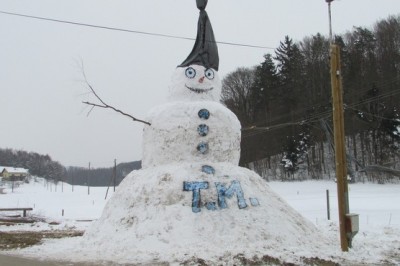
185 67 196 79
205 69 214 80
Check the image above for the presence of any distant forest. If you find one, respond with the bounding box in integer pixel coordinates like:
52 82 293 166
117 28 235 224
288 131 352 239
64 161 141 187
221 15 400 183
0 148 141 186
0 148 65 181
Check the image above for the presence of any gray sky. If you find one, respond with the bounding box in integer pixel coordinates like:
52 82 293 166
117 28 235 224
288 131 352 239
1 0 399 168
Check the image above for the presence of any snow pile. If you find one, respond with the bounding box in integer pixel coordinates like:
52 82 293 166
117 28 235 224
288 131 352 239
11 164 332 264
84 163 330 262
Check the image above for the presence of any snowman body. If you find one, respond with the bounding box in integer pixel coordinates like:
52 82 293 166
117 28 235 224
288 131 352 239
142 65 241 168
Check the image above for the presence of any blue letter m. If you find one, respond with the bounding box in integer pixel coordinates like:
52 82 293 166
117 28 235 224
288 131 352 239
215 180 247 209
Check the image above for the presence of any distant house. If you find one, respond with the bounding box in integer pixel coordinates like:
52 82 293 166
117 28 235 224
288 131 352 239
0 167 29 181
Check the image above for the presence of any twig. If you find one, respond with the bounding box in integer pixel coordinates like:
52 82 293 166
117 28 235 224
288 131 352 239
82 100 151 125
80 64 151 126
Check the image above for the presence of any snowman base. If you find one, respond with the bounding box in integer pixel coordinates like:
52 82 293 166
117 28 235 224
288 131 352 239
78 162 331 264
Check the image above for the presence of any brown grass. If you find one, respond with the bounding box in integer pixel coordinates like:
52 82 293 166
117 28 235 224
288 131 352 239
0 230 83 250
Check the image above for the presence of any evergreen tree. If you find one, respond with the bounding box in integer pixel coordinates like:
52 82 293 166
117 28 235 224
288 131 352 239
300 33 330 110
252 53 279 126
274 36 307 133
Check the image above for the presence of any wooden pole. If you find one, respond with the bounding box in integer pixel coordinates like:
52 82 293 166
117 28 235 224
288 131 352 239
326 189 330 220
88 162 91 195
330 44 350 251
113 159 117 192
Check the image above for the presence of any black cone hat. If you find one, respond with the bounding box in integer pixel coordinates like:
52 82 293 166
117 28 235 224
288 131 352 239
179 0 219 71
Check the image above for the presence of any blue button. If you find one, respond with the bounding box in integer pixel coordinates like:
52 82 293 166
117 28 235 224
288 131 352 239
201 165 215 174
198 109 210 120
197 142 209 154
197 124 209 136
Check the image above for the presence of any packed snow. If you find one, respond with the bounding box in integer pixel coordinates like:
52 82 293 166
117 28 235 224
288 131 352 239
1 177 399 265
142 101 241 168
81 163 330 265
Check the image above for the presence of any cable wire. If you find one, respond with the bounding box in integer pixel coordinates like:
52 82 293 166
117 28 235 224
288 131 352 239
346 106 399 122
0 10 274 50
241 85 400 139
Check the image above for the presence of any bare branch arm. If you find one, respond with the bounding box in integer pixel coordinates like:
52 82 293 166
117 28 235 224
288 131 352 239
82 100 151 125
79 63 151 126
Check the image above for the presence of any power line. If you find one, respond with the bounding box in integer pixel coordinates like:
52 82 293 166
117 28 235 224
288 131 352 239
241 85 400 139
241 75 400 134
346 106 400 122
0 10 274 50
344 75 400 99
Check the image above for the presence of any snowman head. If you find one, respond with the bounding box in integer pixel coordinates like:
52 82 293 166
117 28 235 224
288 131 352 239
168 64 221 102
169 1 220 102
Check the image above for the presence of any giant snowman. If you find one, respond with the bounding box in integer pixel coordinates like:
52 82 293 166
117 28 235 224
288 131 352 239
81 1 330 263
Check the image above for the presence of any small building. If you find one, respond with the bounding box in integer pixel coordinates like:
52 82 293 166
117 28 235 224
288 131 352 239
0 167 29 181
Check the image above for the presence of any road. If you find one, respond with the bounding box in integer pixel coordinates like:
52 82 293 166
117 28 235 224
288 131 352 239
0 254 73 265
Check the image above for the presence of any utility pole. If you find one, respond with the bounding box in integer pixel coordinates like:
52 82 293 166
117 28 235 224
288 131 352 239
326 0 357 251
330 43 349 251
326 0 333 43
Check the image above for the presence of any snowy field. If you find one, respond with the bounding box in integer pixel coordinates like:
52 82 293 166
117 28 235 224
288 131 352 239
0 177 399 265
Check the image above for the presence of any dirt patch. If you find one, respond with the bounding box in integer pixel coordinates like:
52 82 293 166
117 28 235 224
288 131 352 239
0 218 36 224
0 230 84 250
231 253 285 265
179 253 340 266
301 257 340 266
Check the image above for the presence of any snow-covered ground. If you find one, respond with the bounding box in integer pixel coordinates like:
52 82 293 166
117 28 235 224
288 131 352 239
0 178 113 233
0 177 399 265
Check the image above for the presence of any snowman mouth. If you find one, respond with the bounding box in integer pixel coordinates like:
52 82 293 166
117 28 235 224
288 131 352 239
185 84 213 93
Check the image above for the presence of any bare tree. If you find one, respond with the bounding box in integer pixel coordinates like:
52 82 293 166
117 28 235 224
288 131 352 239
221 67 257 126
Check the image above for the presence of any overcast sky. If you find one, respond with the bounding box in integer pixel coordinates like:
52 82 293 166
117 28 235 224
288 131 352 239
1 0 399 168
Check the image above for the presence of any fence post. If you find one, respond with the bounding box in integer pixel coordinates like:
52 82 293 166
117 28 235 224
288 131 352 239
326 189 330 220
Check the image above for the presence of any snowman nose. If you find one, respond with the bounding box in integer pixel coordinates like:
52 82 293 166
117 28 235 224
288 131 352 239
198 76 205 83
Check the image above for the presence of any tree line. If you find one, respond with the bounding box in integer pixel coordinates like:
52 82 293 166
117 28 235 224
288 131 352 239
221 15 400 183
0 148 140 186
64 161 141 187
0 148 66 181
